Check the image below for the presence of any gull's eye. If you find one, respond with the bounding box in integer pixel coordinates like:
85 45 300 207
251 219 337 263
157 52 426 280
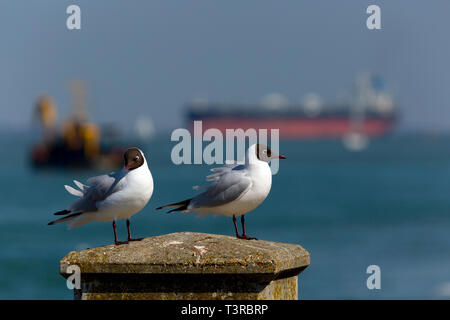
135 156 139 161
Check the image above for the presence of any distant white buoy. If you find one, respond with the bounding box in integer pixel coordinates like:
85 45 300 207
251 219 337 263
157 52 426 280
135 116 156 140
261 93 289 109
342 132 369 151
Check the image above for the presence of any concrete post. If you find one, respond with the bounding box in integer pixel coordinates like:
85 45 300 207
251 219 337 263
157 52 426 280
60 232 310 300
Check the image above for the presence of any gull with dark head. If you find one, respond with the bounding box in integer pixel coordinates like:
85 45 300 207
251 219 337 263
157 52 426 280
158 144 285 240
48 147 154 245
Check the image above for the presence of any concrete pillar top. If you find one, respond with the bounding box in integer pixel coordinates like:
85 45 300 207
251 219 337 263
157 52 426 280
60 232 310 276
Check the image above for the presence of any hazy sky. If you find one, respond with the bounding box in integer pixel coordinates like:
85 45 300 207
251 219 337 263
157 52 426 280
1 1 450 132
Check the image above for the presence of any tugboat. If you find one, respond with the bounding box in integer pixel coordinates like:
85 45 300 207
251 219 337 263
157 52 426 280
30 81 125 170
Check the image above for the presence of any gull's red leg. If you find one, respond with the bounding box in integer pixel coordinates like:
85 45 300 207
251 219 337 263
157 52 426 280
232 215 241 238
240 215 257 240
232 215 257 240
127 219 143 242
113 220 128 245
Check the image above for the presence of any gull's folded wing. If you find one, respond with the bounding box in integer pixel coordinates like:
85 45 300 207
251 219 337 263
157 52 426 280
190 168 252 209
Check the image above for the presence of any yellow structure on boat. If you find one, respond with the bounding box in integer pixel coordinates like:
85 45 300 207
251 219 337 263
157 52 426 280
31 82 123 169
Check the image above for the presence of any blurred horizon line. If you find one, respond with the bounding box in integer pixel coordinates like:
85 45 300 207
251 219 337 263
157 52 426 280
1 124 449 139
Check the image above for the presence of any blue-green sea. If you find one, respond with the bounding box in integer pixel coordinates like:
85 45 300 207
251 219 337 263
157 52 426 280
1 133 450 299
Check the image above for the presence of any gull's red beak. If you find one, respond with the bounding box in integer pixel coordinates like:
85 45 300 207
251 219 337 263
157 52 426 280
278 154 286 159
125 165 130 171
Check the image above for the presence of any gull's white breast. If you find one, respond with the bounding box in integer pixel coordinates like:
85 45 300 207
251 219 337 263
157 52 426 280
95 165 154 221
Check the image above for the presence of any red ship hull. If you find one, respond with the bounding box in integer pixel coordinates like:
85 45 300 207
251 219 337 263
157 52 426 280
190 117 395 139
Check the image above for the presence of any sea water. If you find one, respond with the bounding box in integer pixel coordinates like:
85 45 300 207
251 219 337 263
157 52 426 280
1 133 450 299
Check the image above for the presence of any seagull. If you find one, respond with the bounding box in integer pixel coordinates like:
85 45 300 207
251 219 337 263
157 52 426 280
48 147 154 245
157 144 285 240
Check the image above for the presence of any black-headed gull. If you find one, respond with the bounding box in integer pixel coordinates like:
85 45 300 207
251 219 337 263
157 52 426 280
48 148 154 245
157 144 285 240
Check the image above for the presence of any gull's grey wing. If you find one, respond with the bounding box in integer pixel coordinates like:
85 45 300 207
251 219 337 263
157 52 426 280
67 172 124 212
193 162 244 190
205 161 243 182
190 168 252 209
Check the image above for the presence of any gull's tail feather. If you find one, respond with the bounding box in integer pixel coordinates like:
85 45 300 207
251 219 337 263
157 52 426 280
73 180 86 191
48 211 93 229
64 185 83 197
157 199 191 213
54 209 71 216
48 211 83 226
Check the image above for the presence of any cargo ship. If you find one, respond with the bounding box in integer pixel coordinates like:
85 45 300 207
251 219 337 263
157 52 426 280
186 75 397 140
